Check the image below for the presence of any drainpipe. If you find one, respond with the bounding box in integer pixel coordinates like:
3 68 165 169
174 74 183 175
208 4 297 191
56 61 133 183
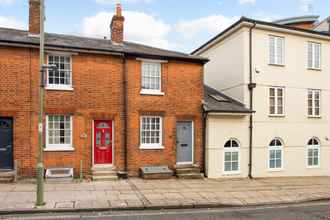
248 22 257 179
202 111 207 177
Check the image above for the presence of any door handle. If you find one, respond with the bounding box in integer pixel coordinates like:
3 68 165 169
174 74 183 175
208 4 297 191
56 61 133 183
181 144 188 147
0 148 7 151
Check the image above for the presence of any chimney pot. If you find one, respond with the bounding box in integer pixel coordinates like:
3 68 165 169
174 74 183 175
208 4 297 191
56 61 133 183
116 4 122 17
110 4 125 44
29 0 41 36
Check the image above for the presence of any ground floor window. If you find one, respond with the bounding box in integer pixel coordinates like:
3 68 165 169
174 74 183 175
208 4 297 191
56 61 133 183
140 116 163 149
307 138 320 167
46 115 73 151
269 138 283 170
223 139 240 173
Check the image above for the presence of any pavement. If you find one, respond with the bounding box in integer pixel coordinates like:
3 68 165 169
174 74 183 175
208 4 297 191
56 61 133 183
0 177 330 214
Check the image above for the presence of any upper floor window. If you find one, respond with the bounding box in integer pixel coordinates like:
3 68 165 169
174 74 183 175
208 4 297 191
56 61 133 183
47 55 72 90
269 87 284 116
308 89 321 117
223 139 240 173
140 116 163 149
307 42 321 70
269 35 284 65
307 138 320 168
46 115 73 151
269 138 283 170
141 62 163 95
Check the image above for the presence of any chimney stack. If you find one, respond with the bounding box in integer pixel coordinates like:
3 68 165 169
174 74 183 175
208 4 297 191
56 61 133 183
29 0 41 36
110 4 125 44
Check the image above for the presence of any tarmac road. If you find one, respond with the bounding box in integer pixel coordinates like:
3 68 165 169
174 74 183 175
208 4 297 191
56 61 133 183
2 201 330 220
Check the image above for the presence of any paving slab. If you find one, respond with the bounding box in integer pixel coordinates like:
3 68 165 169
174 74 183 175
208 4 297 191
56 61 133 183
0 177 330 213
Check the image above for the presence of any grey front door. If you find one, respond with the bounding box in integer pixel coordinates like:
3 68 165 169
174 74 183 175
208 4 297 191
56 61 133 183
0 118 13 170
176 121 193 164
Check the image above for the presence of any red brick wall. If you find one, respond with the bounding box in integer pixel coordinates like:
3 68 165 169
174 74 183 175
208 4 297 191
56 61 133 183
126 59 204 176
0 45 204 177
0 46 34 176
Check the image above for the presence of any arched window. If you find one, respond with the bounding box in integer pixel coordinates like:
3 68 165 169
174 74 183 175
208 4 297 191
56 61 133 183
307 138 320 167
269 138 283 170
223 139 240 173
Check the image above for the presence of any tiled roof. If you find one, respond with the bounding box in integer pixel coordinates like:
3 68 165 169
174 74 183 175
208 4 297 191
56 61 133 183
204 85 253 114
0 27 208 63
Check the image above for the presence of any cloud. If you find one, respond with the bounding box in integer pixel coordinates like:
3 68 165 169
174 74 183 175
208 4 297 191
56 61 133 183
95 0 152 4
299 0 314 13
239 0 256 5
81 11 172 49
175 15 239 39
0 0 14 4
0 16 25 29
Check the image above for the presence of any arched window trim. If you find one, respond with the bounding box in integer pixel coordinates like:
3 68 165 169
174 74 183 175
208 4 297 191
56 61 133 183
268 138 284 171
223 138 241 174
307 137 320 168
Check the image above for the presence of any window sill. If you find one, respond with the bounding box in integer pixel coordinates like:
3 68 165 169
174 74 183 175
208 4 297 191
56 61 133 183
307 68 322 71
269 114 285 117
140 145 165 150
268 168 283 172
45 85 74 91
44 146 74 152
308 115 321 119
140 90 164 96
307 166 320 169
222 171 241 175
269 63 285 67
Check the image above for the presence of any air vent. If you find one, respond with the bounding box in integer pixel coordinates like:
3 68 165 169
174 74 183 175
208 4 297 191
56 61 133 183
209 94 230 102
45 168 73 181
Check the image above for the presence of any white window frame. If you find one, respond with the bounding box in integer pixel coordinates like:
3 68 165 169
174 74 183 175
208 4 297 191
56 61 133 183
269 87 285 116
307 89 321 118
223 139 241 174
307 138 320 168
140 116 164 150
268 138 283 171
140 60 164 96
307 41 321 70
269 35 285 66
45 115 74 151
46 54 73 91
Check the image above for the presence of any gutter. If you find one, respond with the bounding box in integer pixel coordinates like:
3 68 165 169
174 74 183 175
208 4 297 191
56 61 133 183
248 22 257 179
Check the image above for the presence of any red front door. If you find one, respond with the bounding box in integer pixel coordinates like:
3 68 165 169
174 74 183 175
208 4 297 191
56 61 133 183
94 120 113 165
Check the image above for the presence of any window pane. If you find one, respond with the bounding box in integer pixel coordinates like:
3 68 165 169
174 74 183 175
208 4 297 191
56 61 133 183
276 150 281 159
232 152 238 161
224 162 231 171
308 158 313 166
224 152 231 161
232 162 239 171
270 150 275 159
269 160 275 169
276 159 282 168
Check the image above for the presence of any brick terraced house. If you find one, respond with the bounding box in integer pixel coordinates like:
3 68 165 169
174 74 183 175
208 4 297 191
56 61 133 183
0 0 208 180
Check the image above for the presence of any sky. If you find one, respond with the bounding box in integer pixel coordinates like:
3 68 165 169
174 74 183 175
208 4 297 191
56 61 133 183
0 0 329 53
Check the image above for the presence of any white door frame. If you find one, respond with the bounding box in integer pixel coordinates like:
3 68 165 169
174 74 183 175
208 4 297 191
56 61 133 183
176 120 194 165
92 120 115 168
